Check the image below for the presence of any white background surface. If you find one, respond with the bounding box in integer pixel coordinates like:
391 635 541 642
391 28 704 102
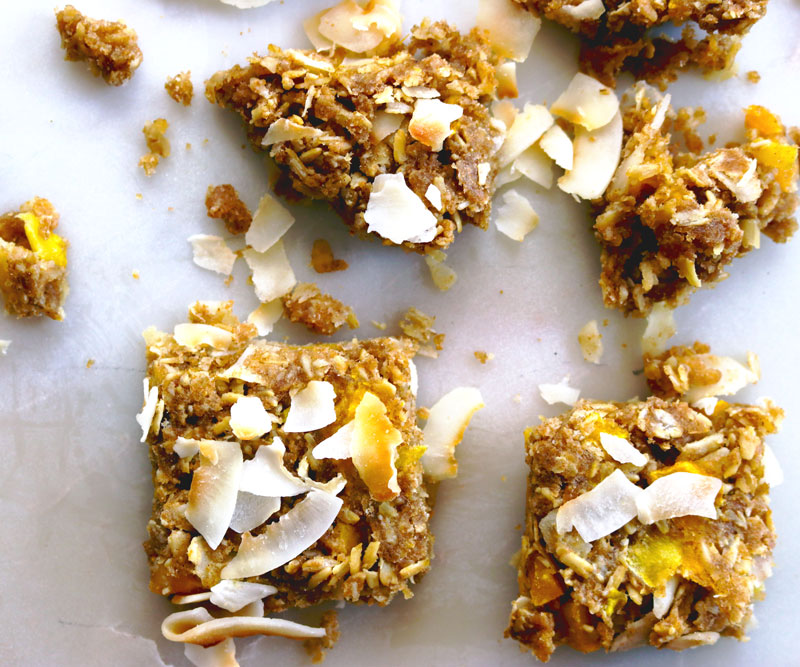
1 1 798 665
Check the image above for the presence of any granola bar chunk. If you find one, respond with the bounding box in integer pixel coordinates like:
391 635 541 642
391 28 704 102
165 71 193 106
595 86 798 314
282 283 358 335
205 184 252 235
205 21 505 253
55 5 142 86
0 197 69 320
506 396 782 661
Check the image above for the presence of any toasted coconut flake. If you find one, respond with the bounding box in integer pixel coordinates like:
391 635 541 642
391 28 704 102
174 323 234 351
230 395 277 440
221 489 343 579
538 377 580 406
496 62 518 99
539 125 573 170
408 99 464 152
478 0 541 61
136 379 159 442
513 146 554 188
184 638 237 667
210 581 278 613
425 250 457 291
351 392 404 500
317 0 401 53
371 111 403 142
311 421 355 459
762 444 783 487
421 387 484 480
262 119 323 147
0 340 9 355
239 438 309 497
682 354 759 403
561 0 605 19
247 300 283 336
283 380 337 433
551 73 619 131
424 184 443 211
162 607 325 646
578 320 603 363
188 235 237 275
246 192 294 253
642 303 676 356
364 173 438 244
495 191 539 241
599 432 647 466
243 241 296 303
556 469 642 542
185 441 243 550
229 491 280 533
653 576 679 619
498 104 554 168
558 110 622 200
636 472 722 524
492 99 518 130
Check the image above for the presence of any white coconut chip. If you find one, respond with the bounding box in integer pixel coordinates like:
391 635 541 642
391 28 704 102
408 99 464 152
246 192 294 253
317 0 401 53
560 0 606 20
371 111 403 142
425 250 458 291
539 125 573 170
185 441 244 550
229 491 280 533
409 359 418 397
311 421 355 460
184 638 237 667
538 377 580 406
636 472 721 525
556 469 642 542
477 0 541 61
230 395 278 440
210 581 278 613
172 592 213 605
513 145 554 188
641 302 676 357
691 397 719 416
247 300 283 336
187 235 237 276
219 0 278 7
283 380 337 433
261 118 323 147
577 319 603 364
222 489 343 579
495 190 539 241
174 437 204 459
599 432 648 467
421 387 484 480
135 379 159 442
498 104 554 168
174 323 234 351
653 575 679 619
762 444 783 487
243 241 296 303
477 162 492 186
239 438 310 497
558 110 622 200
424 184 443 211
683 354 760 403
0 340 9 355
364 173 438 244
551 72 619 131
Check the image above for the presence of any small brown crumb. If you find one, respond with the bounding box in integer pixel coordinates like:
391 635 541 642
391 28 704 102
304 611 340 664
135 193 143 200
747 70 761 83
311 239 348 273
371 320 387 330
132 270 140 279
474 350 494 364
139 119 170 176
185 142 192 150
205 184 252 235
86 358 95 368
224 274 234 287
512 394 522 403
399 307 444 358
165 71 193 105
55 5 142 86
282 283 358 336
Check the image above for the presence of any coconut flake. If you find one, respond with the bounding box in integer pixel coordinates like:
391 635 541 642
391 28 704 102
247 300 283 336
495 190 539 241
424 184 443 211
188 235 237 276
408 99 464 151
683 354 760 403
219 0 278 7
496 61 518 99
557 469 642 542
261 119 323 147
539 125 573 170
243 241 296 303
317 0 401 53
230 395 278 440
421 387 484 480
477 162 492 186
551 73 619 131
513 145 554 188
185 441 244 550
636 472 721 524
364 173 438 244
560 0 605 20
477 0 541 61
210 581 278 613
409 359 418 396
498 104 554 168
371 111 403 142
762 444 783 487
578 320 603 364
172 592 213 605
599 432 648 466
175 437 208 459
283 380 337 433
246 192 294 253
229 491 280 533
350 391 404 500
222 488 343 579
174 323 234 351
425 250 457 291
653 576 679 619
136 379 159 442
239 438 309 497
558 110 622 200
311 421 355 460
642 303 676 357
0 340 9 355
184 638 237 667
538 377 580 406
691 397 719 416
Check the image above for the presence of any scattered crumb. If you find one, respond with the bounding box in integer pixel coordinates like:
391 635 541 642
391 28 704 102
747 70 761 84
165 70 193 105
514 523 521 531
224 274 234 287
132 270 140 279
371 320 387 330
205 184 252 235
86 358 95 368
185 142 192 150
602 319 609 327
304 611 340 664
578 320 603 364
417 406 431 421
135 193 143 200
138 118 170 176
501 475 507 482
282 283 358 336
512 394 522 403
311 239 348 273
167 207 174 212
0 340 10 355
708 133 717 145
399 307 444 358
425 250 457 291
203 138 209 145
474 350 494 364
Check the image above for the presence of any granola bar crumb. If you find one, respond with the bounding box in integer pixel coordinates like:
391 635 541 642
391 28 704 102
86 358 95 368
282 282 358 335
474 350 494 364
577 320 603 364
205 184 252 235
747 70 761 84
371 320 387 330
399 307 444 358
165 71 193 105
139 119 170 176
311 239 348 273
55 5 142 86
304 611 340 664
132 270 140 279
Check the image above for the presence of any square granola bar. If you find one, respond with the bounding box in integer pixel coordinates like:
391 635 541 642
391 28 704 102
506 395 782 661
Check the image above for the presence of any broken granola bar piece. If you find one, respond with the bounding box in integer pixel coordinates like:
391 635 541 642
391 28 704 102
139 118 170 176
55 5 142 86
506 395 782 661
282 283 358 336
205 20 505 253
595 86 798 315
165 71 193 106
311 239 348 273
0 197 69 320
205 184 253 235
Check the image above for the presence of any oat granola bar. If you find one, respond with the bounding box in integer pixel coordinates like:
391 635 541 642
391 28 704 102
506 395 781 661
205 21 504 253
595 85 798 315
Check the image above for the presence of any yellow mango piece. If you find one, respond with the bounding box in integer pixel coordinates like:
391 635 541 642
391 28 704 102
647 460 705 482
17 212 67 267
604 589 627 617
562 601 602 654
744 105 784 137
750 140 799 192
396 443 427 470
526 554 564 606
585 412 629 441
624 533 683 589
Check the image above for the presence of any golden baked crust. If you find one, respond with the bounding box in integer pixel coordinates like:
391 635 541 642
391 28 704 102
506 396 782 661
205 20 504 253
